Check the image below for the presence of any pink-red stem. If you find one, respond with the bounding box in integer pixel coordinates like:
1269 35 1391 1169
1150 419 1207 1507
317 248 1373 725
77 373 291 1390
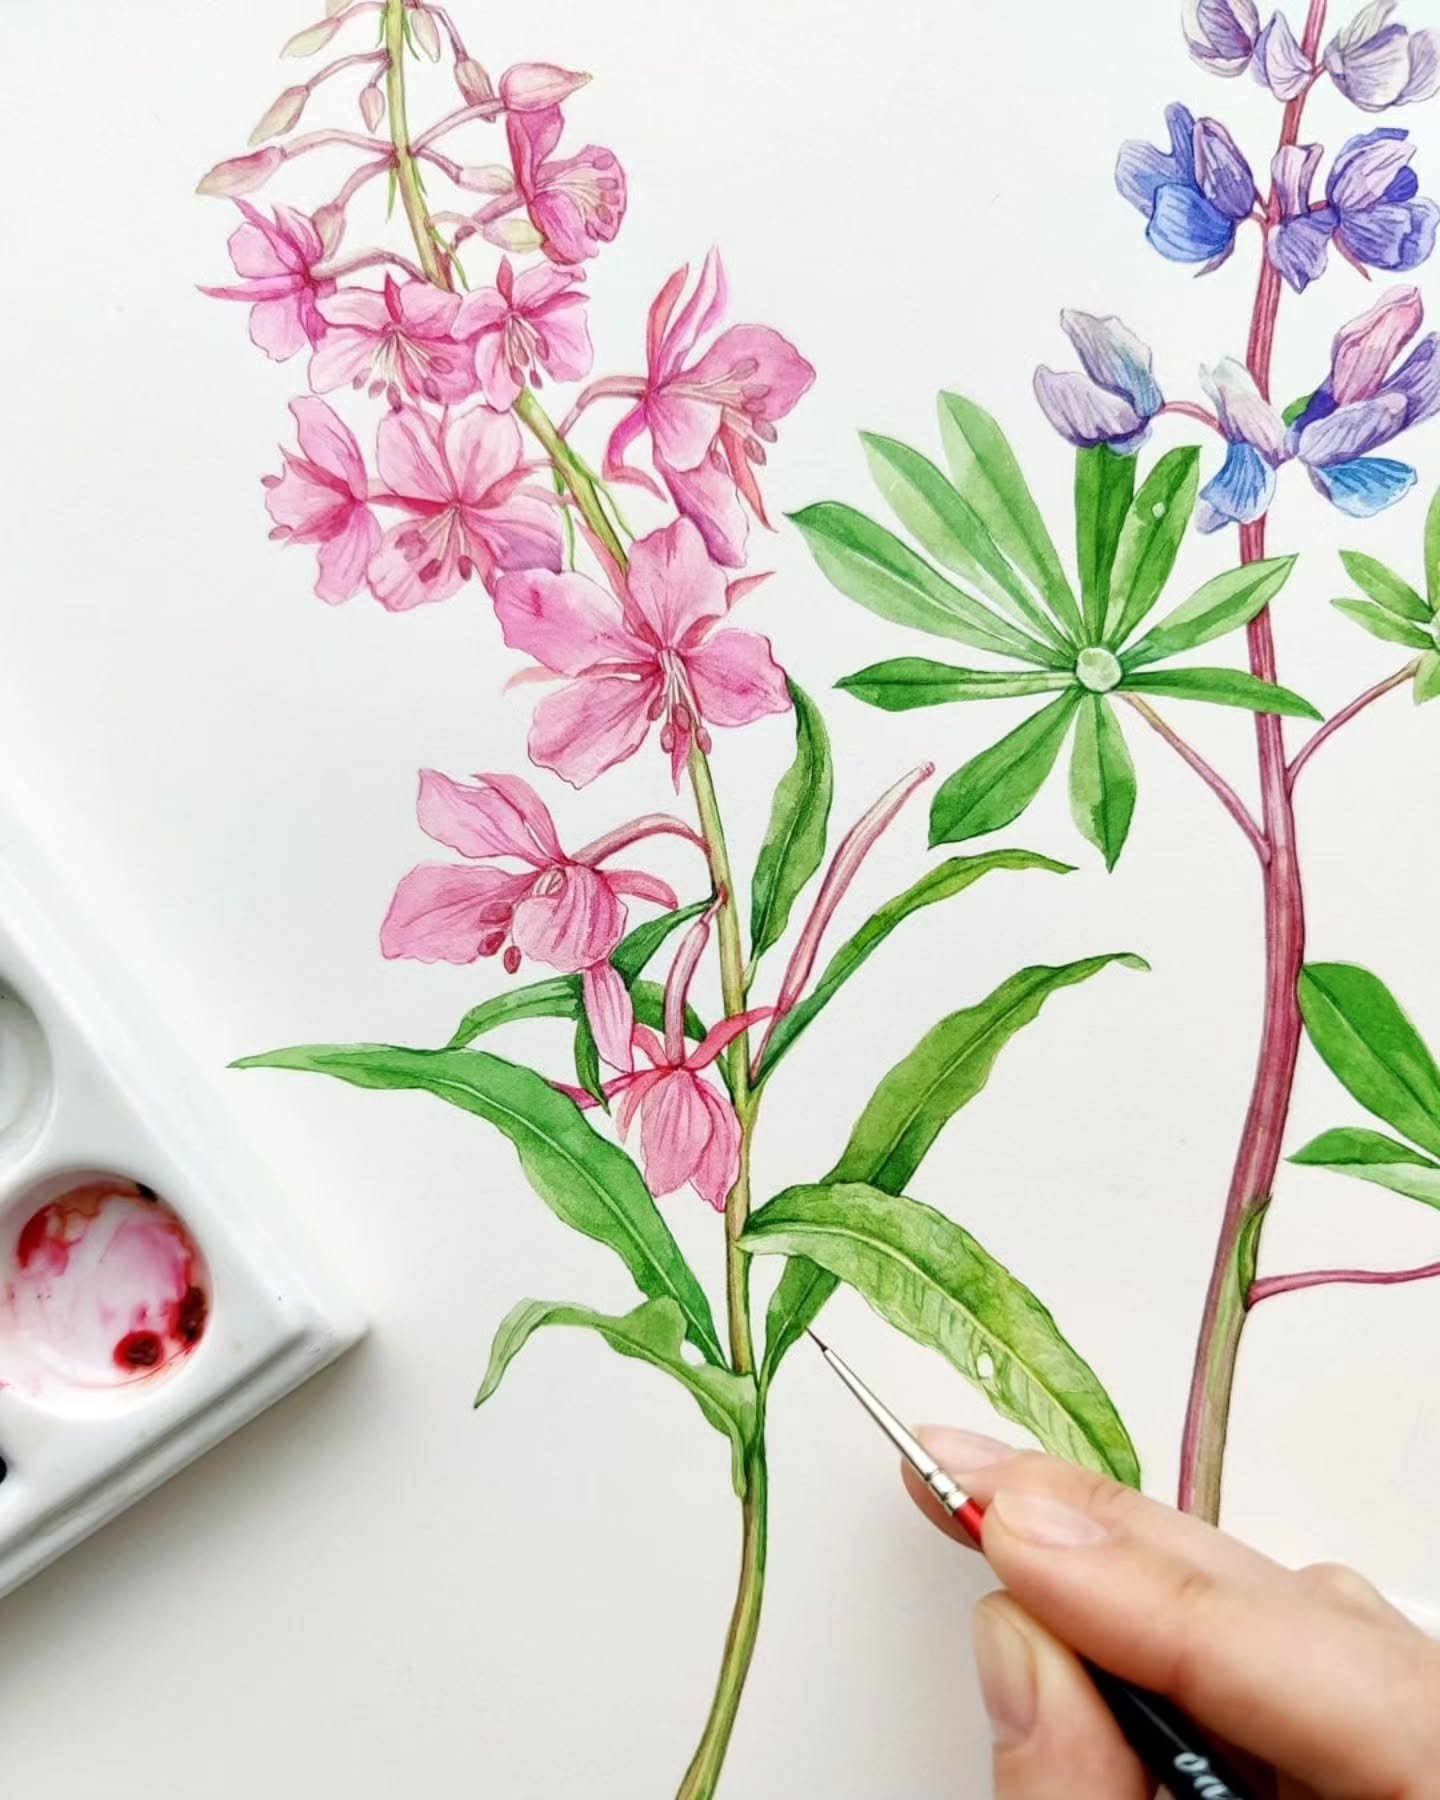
1119 694 1268 861
1287 662 1419 791
1249 1260 1440 1305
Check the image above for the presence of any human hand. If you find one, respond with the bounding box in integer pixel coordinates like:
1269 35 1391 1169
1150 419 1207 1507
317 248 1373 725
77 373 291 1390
903 1429 1440 1798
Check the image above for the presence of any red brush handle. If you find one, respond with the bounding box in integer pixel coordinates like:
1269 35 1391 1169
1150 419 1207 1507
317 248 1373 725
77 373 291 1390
954 1495 987 1544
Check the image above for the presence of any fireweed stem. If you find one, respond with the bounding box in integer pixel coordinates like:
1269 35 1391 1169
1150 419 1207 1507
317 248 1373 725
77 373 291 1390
1176 0 1328 1525
380 37 767 1782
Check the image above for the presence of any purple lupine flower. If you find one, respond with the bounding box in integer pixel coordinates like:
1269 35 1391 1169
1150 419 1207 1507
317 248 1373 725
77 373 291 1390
1269 128 1439 291
1195 359 1289 532
1184 0 1260 75
1116 104 1258 267
1289 285 1440 515
1033 310 1163 453
1324 1 1440 111
1253 12 1315 99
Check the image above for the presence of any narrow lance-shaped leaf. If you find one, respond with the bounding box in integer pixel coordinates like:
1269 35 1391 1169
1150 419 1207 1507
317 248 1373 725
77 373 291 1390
761 1258 839 1388
937 393 1083 639
757 849 1073 1081
929 692 1081 848
788 503 1065 664
830 953 1146 1194
1103 446 1201 646
1338 549 1430 622
1291 1127 1440 1210
477 1298 759 1496
837 660 1075 711
861 433 1070 649
1069 696 1136 871
1122 667 1321 719
1426 488 1440 610
750 681 833 962
235 1044 726 1363
1416 651 1440 706
743 1182 1140 1484
1123 555 1297 668
1331 599 1434 650
1075 446 1135 640
1298 964 1440 1162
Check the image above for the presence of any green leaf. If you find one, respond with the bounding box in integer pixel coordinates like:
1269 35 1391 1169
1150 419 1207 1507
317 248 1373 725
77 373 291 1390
1075 446 1135 640
830 954 1146 1193
1298 964 1440 1162
929 693 1081 847
1104 446 1201 646
749 681 833 962
1069 697 1136 870
1291 1127 1440 1210
861 433 1069 649
1122 666 1322 719
447 902 708 1048
1331 599 1434 650
1426 488 1440 610
235 1044 726 1364
788 503 1062 663
837 659 1075 711
937 393 1083 639
756 849 1073 1082
1282 390 1316 427
1123 555 1297 669
477 1298 759 1495
1416 650 1440 705
572 1011 606 1106
741 1182 1139 1483
1338 550 1430 622
760 1259 838 1388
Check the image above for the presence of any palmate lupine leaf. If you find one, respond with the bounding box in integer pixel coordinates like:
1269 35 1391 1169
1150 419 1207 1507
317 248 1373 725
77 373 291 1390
1332 601 1435 649
1297 964 1440 1164
1339 549 1430 621
928 694 1080 846
1330 499 1440 702
1075 446 1135 640
1069 697 1135 871
1103 446 1201 644
836 661 1074 709
1290 1128 1440 1210
1121 667 1321 719
1121 555 1297 667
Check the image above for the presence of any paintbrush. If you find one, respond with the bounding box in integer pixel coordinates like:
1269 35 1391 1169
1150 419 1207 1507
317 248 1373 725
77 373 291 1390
808 1330 1259 1800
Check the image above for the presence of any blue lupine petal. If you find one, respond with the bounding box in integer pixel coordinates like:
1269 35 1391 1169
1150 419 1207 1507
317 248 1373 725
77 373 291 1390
1270 212 1336 292
1194 117 1258 219
1146 183 1238 261
1116 104 1195 212
1338 196 1439 270
1310 457 1417 517
1386 166 1421 203
1298 392 1407 465
1197 442 1277 533
1329 128 1414 211
1060 310 1164 418
1386 332 1440 426
1033 367 1146 450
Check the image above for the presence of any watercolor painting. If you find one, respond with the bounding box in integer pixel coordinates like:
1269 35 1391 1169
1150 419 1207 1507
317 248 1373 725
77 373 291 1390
196 0 1440 1789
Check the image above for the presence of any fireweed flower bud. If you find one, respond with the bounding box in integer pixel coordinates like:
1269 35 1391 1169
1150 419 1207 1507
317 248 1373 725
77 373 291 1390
500 62 591 111
360 81 386 131
408 6 442 61
282 17 342 58
196 146 283 197
455 58 495 105
1253 12 1315 99
1324 1 1440 112
457 164 515 193
313 202 346 257
1183 0 1259 76
249 85 309 147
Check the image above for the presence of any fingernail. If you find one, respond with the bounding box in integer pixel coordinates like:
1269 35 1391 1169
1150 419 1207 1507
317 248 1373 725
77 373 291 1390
973 1599 1036 1749
916 1426 1020 1473
991 1488 1109 1547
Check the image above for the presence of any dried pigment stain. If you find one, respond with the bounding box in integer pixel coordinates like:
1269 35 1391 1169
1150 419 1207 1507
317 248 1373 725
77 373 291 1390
114 1331 164 1370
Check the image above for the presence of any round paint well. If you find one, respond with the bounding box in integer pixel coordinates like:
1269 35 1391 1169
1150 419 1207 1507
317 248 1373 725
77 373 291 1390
0 986 53 1153
0 1176 210 1411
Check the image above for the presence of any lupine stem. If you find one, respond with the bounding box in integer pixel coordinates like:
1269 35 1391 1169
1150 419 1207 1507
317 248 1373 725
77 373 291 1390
1119 695 1268 861
1249 1259 1440 1305
1176 0 1328 1524
1287 661 1419 791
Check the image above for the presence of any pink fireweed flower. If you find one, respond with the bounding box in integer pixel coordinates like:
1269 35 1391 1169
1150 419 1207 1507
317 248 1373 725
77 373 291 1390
200 200 335 361
367 403 563 610
262 397 380 603
567 908 768 1209
492 516 790 789
310 274 476 406
474 104 626 266
596 250 815 566
454 258 593 410
381 770 702 1070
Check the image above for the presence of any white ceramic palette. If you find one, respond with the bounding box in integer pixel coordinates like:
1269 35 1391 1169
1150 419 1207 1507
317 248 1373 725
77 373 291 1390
0 813 362 1595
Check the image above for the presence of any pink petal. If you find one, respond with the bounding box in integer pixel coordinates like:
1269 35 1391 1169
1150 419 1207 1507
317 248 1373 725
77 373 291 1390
685 628 790 728
528 674 656 788
508 105 564 184
416 768 559 862
264 453 348 539
227 217 291 280
472 326 524 410
379 863 528 962
582 961 635 1073
603 406 667 502
603 868 680 910
375 407 452 502
512 262 582 309
624 517 728 649
316 287 390 330
686 1008 773 1071
290 396 367 493
661 452 748 568
532 291 593 383
248 295 310 361
443 403 522 501
308 325 380 394
638 1070 713 1198
467 490 565 586
366 517 466 611
493 568 645 674
529 189 592 265
655 247 728 382
689 324 815 422
270 202 324 266
647 265 691 378
452 288 509 335
645 389 722 472
1331 285 1424 406
396 280 461 337
511 864 626 971
691 1081 742 1211
615 1064 665 1137
314 507 380 603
